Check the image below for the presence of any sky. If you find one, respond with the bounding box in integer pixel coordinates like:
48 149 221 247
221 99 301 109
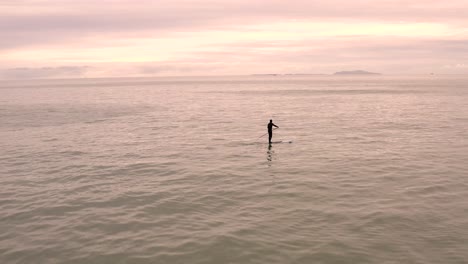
1 0 467 79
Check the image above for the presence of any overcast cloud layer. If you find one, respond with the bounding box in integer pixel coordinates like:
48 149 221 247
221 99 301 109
1 0 467 78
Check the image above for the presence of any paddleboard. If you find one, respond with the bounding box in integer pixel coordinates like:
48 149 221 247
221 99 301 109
269 140 293 144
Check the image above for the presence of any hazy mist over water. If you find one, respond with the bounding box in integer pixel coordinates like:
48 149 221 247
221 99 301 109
1 75 468 263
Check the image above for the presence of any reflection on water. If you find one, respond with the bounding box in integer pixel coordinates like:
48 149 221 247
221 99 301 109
267 144 273 163
266 144 277 194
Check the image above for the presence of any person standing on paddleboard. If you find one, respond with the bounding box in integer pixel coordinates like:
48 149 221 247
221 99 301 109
267 119 279 144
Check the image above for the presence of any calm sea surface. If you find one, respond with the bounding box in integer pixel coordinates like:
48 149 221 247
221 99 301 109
1 75 468 263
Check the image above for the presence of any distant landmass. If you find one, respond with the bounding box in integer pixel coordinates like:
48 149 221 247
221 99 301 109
334 70 381 75
251 73 326 76
251 71 381 76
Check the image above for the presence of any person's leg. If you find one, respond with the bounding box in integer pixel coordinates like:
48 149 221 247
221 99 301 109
268 133 272 144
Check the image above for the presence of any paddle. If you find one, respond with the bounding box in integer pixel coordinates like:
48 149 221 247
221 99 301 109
257 127 278 139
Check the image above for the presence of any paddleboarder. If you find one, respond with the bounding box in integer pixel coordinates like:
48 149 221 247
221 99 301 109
267 119 279 144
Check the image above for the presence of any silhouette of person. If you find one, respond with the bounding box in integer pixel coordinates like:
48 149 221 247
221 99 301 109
267 119 279 144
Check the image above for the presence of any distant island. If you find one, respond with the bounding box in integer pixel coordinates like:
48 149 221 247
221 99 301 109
251 71 381 76
334 70 381 75
251 73 326 76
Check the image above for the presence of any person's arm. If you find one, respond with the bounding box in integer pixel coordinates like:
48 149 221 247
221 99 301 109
273 124 279 128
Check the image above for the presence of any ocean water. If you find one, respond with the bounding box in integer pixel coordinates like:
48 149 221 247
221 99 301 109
1 75 467 264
